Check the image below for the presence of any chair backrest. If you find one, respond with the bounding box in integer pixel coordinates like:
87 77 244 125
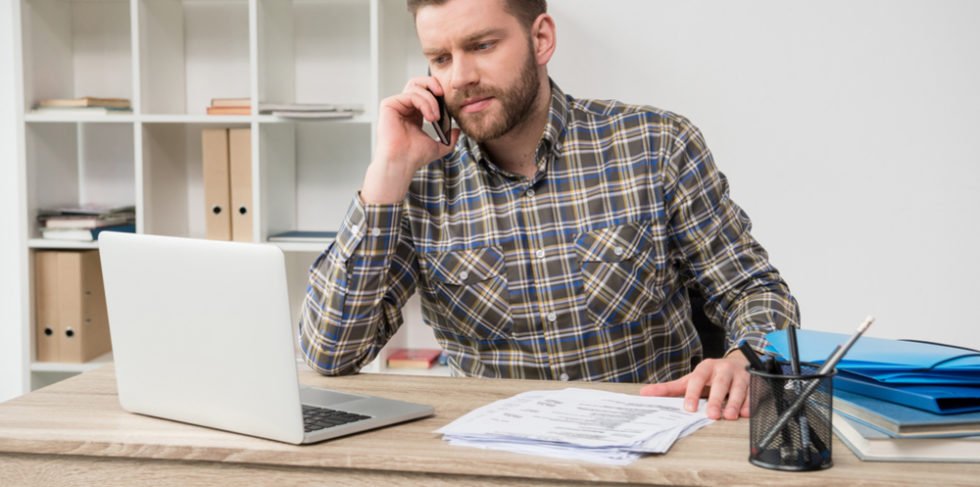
688 287 727 360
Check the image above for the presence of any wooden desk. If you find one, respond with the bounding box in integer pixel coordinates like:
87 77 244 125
0 366 974 486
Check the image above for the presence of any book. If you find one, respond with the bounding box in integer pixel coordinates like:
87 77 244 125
40 214 134 229
37 97 131 109
267 230 337 243
41 223 136 242
269 110 354 120
210 97 251 108
38 205 136 231
834 389 980 437
833 413 980 462
32 106 132 115
207 106 251 116
41 204 135 216
386 348 442 369
258 102 364 113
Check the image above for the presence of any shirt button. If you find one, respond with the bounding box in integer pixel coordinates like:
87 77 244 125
525 188 535 197
613 246 625 256
559 373 570 382
350 224 360 234
535 249 546 259
371 227 381 237
546 312 557 323
458 271 469 281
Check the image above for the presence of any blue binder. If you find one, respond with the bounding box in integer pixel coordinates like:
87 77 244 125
765 329 980 414
834 373 980 414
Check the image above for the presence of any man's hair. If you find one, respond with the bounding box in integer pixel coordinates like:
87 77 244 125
407 0 547 30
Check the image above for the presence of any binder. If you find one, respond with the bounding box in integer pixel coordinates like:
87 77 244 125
765 329 980 381
766 329 980 414
33 250 111 363
835 372 980 414
228 127 253 242
33 251 61 362
201 128 232 240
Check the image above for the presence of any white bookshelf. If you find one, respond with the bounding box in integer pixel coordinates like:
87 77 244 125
13 0 439 390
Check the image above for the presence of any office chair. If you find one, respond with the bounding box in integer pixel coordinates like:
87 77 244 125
689 287 727 361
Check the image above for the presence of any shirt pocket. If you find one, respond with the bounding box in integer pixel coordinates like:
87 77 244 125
575 222 666 326
419 246 512 340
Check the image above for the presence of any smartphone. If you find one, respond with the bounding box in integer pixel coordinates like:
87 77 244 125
426 69 452 145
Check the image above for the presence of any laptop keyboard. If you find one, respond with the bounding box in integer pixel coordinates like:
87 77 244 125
302 405 372 433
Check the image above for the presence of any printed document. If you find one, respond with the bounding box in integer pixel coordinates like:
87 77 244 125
436 388 713 465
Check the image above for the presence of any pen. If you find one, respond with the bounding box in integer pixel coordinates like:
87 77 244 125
787 324 801 375
738 340 766 371
765 358 795 460
786 324 811 464
756 316 875 451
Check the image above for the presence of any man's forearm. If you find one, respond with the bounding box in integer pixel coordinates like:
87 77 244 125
299 193 415 375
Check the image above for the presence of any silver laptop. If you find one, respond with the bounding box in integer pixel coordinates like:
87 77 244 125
98 232 434 445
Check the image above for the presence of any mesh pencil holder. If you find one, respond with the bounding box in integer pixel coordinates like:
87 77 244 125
748 362 835 471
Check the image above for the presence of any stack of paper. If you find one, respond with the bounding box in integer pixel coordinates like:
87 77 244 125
436 388 712 465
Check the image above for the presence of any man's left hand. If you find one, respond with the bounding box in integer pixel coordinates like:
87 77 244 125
638 353 751 420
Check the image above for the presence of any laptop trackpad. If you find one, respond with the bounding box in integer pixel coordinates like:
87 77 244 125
300 386 366 406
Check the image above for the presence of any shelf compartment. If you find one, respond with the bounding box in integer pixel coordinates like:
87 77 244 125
21 0 134 113
140 121 252 239
377 0 425 100
139 0 251 115
24 122 137 240
259 121 370 242
31 352 113 374
257 0 372 114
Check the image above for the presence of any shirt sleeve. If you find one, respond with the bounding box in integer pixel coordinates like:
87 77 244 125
662 116 800 355
299 192 419 375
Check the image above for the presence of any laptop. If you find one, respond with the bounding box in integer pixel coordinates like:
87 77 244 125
98 231 434 445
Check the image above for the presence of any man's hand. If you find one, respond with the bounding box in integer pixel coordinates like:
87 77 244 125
639 353 751 420
361 76 461 205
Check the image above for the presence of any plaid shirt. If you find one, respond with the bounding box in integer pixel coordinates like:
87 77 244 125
301 81 799 383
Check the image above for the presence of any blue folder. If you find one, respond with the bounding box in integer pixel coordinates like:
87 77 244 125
834 373 980 414
764 329 980 383
765 329 980 414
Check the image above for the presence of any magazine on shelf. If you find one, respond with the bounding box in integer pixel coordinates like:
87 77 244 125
267 230 337 243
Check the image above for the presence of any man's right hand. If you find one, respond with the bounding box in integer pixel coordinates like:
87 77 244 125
360 76 460 205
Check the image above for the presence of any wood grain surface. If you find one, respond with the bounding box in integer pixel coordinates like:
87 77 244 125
0 366 975 486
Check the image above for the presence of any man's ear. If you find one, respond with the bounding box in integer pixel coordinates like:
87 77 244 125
530 13 556 66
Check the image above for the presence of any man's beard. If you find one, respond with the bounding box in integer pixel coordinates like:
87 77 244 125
447 48 540 143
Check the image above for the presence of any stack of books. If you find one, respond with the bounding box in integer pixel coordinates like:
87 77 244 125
386 348 442 369
37 205 136 241
765 329 980 463
258 102 362 120
832 391 980 462
267 230 337 243
34 97 131 115
207 97 251 116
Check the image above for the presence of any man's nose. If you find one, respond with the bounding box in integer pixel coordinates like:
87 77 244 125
450 56 479 91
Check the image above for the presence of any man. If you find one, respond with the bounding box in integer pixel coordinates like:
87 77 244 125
300 0 799 421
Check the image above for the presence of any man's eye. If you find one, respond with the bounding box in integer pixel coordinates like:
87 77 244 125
476 41 495 50
432 55 449 65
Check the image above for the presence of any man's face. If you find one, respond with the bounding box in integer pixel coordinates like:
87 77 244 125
416 0 541 143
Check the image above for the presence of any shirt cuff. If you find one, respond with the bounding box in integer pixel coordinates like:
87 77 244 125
331 192 404 262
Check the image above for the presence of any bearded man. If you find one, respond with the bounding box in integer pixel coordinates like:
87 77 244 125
300 0 800 421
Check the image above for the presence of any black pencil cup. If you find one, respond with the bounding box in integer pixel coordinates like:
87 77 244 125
748 362 835 471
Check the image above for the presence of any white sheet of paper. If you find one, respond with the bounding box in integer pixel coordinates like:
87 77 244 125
436 388 713 464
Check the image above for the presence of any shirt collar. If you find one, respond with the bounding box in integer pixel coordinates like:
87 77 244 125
459 78 569 176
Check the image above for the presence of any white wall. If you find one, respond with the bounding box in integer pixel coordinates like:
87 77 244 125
548 0 980 347
1 1 977 399
0 0 28 402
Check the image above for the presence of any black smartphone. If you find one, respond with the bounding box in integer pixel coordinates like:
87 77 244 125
426 69 451 145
